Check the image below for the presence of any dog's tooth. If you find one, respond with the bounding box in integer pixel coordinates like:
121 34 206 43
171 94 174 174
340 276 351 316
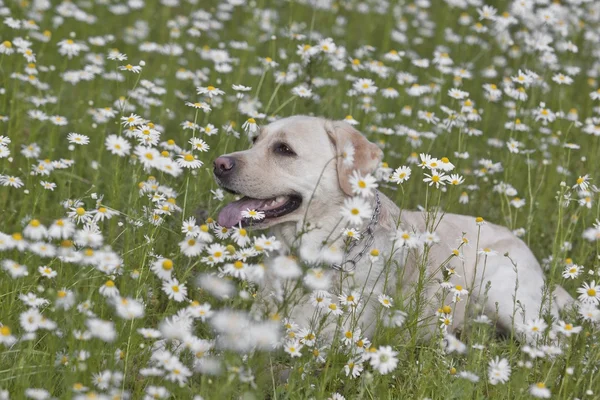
275 196 285 203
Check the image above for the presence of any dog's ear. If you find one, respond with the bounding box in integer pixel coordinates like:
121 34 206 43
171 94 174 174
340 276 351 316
325 120 383 196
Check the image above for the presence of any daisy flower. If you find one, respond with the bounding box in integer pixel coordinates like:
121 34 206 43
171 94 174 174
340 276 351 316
40 181 56 190
23 219 47 240
562 264 582 279
343 358 364 379
0 175 24 188
196 85 224 98
176 153 203 169
573 175 590 191
353 78 378 94
390 166 411 184
340 196 373 226
241 209 265 221
205 243 228 263
0 324 17 346
119 64 142 73
342 228 361 241
189 138 210 152
348 170 377 197
529 382 551 399
223 260 248 280
378 294 393 308
38 265 57 279
577 280 600 305
232 84 251 91
202 124 218 136
291 85 312 98
105 135 131 156
67 133 90 145
423 171 447 188
487 357 510 385
162 278 187 302
150 258 174 281
185 101 211 112
284 340 303 358
447 174 464 185
242 118 259 134
99 280 120 298
555 321 582 337
448 88 469 99
327 302 343 316
368 346 398 374
343 115 359 125
67 206 93 224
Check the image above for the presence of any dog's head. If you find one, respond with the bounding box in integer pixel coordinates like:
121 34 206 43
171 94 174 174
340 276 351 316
213 116 383 228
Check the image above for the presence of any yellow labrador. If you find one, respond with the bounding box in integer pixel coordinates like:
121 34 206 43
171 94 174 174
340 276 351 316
213 115 572 340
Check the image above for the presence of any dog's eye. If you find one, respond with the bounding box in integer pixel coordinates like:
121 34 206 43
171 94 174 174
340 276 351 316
273 142 296 156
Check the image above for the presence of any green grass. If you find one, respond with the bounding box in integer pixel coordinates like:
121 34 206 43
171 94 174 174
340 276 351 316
0 0 599 399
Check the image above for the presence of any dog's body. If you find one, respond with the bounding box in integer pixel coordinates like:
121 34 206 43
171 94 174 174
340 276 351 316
214 116 572 340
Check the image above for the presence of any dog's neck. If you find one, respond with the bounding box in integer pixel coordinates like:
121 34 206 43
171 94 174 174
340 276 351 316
271 192 392 265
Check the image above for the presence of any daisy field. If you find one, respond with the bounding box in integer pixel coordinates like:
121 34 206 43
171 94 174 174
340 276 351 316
0 0 599 399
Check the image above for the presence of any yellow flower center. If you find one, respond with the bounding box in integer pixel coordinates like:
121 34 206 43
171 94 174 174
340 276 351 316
76 207 86 216
172 285 180 293
105 280 115 287
476 217 484 223
184 154 194 162
587 288 596 297
455 285 463 291
162 259 173 270
370 249 379 256
358 180 366 188
0 326 11 336
30 219 41 227
214 251 222 258
351 208 360 215
234 261 244 270
57 291 67 298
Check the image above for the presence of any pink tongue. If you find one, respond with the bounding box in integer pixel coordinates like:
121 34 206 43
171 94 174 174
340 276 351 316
217 197 267 228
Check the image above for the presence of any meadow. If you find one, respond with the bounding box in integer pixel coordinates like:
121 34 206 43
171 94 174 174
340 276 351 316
0 0 599 398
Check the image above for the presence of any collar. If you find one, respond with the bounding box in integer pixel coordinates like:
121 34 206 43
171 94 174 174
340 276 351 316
332 190 381 273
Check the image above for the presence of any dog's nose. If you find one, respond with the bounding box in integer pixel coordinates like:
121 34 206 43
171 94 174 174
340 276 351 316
213 156 236 177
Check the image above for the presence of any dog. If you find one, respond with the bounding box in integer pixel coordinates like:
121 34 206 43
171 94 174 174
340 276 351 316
213 115 573 341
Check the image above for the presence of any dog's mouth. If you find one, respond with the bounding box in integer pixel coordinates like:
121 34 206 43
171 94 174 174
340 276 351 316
217 194 302 228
